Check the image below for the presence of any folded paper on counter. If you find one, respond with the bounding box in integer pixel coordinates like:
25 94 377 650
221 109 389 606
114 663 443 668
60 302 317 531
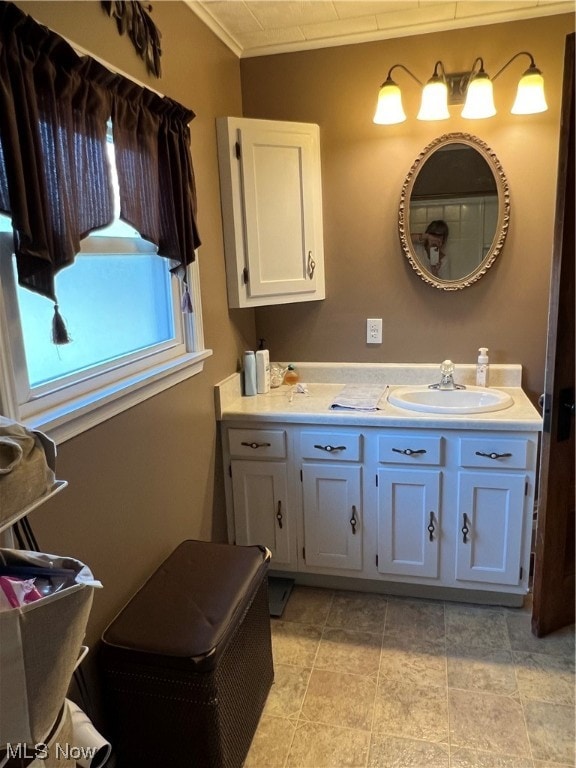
330 385 387 411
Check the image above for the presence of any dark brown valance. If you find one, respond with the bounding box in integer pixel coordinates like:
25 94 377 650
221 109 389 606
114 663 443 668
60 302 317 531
0 1 200 338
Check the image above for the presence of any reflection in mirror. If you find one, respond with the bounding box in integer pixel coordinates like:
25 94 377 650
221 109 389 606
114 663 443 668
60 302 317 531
399 133 510 290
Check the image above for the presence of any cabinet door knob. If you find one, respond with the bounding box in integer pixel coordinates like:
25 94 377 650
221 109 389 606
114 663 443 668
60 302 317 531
475 451 512 460
307 251 316 279
461 513 470 544
241 441 272 449
314 444 346 453
350 505 358 534
427 511 436 542
276 500 283 529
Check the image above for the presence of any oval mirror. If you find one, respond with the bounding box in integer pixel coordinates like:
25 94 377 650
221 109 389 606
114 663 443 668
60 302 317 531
399 133 510 290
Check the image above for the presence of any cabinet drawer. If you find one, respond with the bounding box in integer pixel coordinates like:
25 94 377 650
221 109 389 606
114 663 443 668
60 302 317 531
228 429 286 458
378 435 443 465
300 430 362 461
459 437 529 469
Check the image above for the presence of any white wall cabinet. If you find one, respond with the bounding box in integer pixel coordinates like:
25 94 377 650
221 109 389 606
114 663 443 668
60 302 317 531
216 117 325 308
220 421 538 604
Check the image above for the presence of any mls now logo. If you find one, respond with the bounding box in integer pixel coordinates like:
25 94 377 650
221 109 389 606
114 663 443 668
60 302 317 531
4 744 49 759
56 743 101 761
4 742 100 761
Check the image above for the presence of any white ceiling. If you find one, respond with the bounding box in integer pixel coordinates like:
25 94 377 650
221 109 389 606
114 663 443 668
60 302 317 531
184 0 574 58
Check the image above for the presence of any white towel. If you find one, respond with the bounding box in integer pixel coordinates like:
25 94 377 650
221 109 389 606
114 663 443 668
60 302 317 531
330 385 387 411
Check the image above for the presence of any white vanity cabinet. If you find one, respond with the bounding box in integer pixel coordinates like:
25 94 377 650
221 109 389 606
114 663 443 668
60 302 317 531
227 428 297 569
216 117 325 308
454 435 534 587
299 430 363 572
375 434 443 580
373 429 536 593
219 409 539 605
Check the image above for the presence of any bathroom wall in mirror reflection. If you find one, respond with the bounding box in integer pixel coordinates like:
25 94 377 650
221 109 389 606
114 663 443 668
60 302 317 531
411 196 498 280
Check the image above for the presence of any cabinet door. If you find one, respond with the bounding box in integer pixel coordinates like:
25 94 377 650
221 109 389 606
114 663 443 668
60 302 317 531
231 460 294 569
301 463 362 571
456 471 526 585
240 121 320 301
377 468 441 578
217 117 325 308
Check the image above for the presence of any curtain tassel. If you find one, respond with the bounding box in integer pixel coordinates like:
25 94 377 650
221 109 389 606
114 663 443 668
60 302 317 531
52 303 71 345
181 282 193 313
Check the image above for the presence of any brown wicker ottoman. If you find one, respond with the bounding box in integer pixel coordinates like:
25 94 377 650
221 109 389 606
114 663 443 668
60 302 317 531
100 540 273 768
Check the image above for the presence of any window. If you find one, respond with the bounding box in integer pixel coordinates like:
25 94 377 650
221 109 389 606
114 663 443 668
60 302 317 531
0 132 210 444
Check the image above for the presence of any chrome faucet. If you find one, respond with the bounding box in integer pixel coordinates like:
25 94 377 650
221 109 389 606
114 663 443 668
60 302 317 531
429 360 466 391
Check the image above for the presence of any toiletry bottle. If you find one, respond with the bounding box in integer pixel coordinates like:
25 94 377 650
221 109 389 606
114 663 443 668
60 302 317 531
256 349 270 394
243 351 257 396
476 347 489 387
284 364 299 385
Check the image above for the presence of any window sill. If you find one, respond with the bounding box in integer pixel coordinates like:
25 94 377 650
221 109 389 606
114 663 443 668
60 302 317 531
22 348 213 445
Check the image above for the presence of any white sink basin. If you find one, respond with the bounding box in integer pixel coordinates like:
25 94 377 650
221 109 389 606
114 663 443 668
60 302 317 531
388 385 514 414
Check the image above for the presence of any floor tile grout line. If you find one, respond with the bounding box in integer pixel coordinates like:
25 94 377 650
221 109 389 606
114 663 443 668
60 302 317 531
366 596 389 766
441 599 456 768
286 588 336 768
512 603 538 768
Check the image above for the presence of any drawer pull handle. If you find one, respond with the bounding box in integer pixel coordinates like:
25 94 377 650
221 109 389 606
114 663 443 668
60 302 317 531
350 505 358 534
308 251 316 279
392 448 427 456
462 513 470 544
314 444 347 453
428 511 436 542
276 500 283 529
475 451 512 460
241 441 272 450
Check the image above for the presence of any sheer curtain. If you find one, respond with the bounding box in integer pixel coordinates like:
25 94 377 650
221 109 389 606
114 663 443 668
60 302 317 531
0 1 201 341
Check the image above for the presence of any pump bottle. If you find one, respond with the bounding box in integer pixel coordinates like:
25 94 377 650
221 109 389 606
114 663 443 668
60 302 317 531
476 348 489 387
243 351 257 396
255 349 270 394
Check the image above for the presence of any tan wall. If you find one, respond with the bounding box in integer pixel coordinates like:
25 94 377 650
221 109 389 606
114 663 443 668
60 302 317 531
241 14 574 403
15 1 255 644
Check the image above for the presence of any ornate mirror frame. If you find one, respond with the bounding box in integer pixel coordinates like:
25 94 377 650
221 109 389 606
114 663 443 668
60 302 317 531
399 133 510 291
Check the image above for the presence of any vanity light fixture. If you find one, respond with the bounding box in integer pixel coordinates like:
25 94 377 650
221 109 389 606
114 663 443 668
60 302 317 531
498 51 548 114
373 51 547 124
460 58 496 119
417 61 450 121
373 63 421 124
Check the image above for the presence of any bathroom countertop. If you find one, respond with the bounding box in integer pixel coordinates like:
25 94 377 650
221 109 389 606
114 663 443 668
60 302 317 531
215 366 542 432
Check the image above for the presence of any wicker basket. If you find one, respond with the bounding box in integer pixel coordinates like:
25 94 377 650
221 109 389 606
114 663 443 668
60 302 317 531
101 540 274 768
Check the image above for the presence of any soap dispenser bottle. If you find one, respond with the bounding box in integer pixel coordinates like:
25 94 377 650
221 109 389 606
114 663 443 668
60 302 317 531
476 348 489 387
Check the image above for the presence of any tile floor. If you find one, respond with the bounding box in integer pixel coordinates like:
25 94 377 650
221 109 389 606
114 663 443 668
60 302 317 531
246 586 575 768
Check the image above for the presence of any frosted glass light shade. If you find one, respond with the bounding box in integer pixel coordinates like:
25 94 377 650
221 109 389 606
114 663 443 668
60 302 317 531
417 80 449 121
462 75 496 119
373 82 406 124
512 71 548 114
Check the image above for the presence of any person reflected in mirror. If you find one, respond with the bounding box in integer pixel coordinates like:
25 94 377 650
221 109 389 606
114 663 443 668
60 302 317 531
411 220 449 277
